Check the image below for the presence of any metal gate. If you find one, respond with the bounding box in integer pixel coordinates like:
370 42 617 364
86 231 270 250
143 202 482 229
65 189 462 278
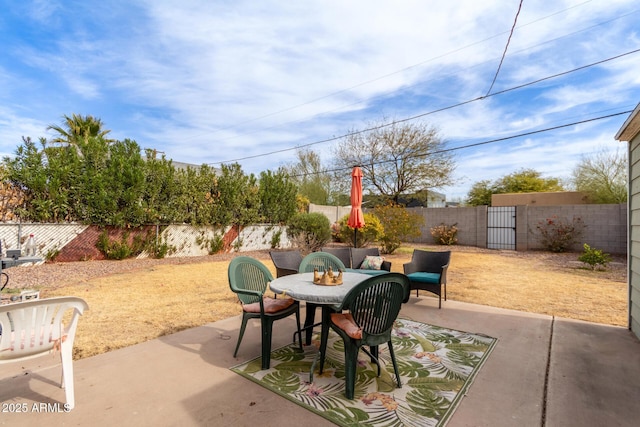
487 206 516 250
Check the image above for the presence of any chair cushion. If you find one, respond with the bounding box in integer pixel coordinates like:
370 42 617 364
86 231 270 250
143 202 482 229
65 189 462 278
243 297 295 314
360 255 385 270
407 272 441 284
331 312 362 339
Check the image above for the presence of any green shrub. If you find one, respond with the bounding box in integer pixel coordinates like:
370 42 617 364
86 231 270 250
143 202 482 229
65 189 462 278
96 230 135 260
578 243 611 270
335 213 384 248
152 240 175 259
196 232 224 255
430 223 458 245
146 233 176 259
95 228 167 260
287 212 332 252
535 216 585 252
45 247 60 262
372 203 423 254
207 234 225 254
270 229 282 249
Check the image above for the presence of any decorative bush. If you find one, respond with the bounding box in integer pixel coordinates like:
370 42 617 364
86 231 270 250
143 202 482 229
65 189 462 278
96 230 138 260
535 216 585 252
96 228 174 259
336 212 384 248
430 223 458 245
578 243 611 270
287 212 332 252
372 203 424 254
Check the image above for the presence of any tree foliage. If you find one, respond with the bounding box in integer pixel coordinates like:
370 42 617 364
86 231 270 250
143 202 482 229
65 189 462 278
258 168 298 224
2 116 298 227
211 163 260 227
571 148 627 204
287 212 331 252
333 120 456 204
372 203 423 254
47 113 114 145
335 212 384 248
285 148 330 205
466 168 564 206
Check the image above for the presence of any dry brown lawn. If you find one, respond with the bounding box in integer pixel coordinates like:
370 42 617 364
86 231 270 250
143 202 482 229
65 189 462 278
9 244 626 359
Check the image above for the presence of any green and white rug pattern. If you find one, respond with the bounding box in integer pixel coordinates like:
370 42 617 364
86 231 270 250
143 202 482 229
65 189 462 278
232 318 497 427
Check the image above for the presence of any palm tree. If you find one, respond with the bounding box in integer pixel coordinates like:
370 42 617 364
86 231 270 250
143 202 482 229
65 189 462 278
47 114 113 145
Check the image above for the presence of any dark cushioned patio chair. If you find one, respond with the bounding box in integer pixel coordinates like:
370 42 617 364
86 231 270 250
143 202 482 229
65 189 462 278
269 250 303 278
403 249 451 308
320 272 410 399
350 247 392 272
320 247 352 269
228 256 302 369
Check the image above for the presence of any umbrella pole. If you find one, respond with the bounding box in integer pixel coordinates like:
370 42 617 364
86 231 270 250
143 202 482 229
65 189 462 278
353 228 357 248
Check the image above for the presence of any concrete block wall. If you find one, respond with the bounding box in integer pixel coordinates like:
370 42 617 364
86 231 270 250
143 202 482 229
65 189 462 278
520 204 627 254
405 206 488 248
384 204 626 255
309 203 351 224
0 223 291 263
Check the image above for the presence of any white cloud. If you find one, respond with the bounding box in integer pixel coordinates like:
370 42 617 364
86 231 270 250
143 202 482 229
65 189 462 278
0 0 638 201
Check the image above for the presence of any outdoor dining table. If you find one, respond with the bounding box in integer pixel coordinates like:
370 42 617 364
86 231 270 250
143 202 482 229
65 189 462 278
269 270 388 377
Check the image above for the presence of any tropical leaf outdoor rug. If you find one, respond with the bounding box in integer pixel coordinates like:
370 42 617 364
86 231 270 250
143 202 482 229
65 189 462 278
231 318 497 427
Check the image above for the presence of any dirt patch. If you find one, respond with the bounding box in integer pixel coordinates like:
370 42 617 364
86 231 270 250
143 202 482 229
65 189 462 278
2 244 627 359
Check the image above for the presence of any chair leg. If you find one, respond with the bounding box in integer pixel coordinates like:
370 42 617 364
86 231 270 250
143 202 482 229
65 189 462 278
387 341 401 389
60 342 76 409
343 340 360 400
304 303 318 345
362 346 381 376
261 318 274 370
234 314 249 357
294 307 303 351
319 306 331 374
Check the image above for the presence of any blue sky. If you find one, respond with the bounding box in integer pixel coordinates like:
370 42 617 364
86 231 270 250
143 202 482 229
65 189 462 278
1 0 639 201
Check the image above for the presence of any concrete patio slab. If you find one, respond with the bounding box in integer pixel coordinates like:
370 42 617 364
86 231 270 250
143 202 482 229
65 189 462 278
1 297 638 426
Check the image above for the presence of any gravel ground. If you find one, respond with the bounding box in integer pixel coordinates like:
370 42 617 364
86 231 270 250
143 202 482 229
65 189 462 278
3 251 271 292
2 245 626 292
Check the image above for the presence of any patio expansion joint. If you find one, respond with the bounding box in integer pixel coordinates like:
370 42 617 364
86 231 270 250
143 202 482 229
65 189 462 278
541 315 555 427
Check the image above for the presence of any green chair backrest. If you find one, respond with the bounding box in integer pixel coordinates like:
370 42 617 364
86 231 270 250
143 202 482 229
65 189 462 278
299 252 346 273
228 256 273 305
340 273 409 343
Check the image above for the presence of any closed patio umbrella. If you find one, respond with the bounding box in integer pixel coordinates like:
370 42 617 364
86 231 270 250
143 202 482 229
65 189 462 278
347 166 365 248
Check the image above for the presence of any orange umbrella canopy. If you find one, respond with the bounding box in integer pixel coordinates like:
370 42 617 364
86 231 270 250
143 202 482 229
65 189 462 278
347 166 365 229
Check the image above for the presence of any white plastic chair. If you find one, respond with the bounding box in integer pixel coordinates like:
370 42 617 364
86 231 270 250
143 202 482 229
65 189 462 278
0 296 89 409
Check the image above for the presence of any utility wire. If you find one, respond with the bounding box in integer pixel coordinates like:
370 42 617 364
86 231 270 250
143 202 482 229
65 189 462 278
209 7 639 147
485 0 523 96
291 110 633 178
198 1 600 142
211 47 640 165
197 5 638 147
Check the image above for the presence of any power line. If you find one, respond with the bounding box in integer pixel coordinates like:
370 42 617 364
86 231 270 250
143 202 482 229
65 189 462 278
211 47 640 165
291 110 633 178
196 1 617 143
213 7 639 148
485 0 523 96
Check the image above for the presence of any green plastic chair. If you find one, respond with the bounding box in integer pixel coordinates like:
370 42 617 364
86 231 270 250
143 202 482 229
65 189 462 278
298 252 347 345
320 272 410 399
299 251 346 274
228 256 302 369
